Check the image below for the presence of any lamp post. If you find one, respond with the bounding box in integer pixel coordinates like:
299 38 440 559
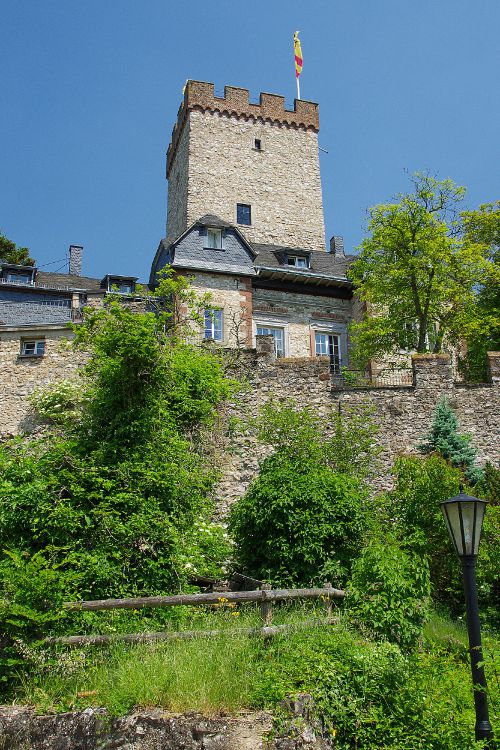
441 490 496 748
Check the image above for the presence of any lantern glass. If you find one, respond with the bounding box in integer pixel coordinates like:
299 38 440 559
441 495 486 557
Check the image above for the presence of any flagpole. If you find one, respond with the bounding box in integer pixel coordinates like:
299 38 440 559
294 31 302 100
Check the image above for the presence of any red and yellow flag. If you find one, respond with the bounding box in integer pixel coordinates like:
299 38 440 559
294 31 303 79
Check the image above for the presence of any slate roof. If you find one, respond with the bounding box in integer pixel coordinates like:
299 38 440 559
195 214 233 229
0 301 72 327
35 271 102 291
252 244 356 280
172 257 257 276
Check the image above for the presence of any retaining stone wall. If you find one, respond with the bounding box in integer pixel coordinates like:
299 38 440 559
0 702 332 749
0 330 498 512
215 345 500 513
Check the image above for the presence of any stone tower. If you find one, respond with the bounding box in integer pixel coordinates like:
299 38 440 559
166 81 326 250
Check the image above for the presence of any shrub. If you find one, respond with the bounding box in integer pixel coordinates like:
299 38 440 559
347 536 431 651
418 396 482 483
476 461 500 504
389 455 500 622
254 625 488 749
0 279 236 696
230 452 365 587
230 402 377 587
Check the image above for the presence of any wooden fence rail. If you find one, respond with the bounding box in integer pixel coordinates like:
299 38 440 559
47 618 338 647
50 584 345 647
63 585 345 612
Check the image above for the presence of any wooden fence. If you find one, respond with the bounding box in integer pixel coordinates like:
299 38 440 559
48 583 345 647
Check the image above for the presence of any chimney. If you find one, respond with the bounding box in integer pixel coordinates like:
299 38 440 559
69 245 83 276
329 235 345 257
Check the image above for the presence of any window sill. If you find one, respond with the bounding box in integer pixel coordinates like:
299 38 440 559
18 354 45 359
203 246 224 251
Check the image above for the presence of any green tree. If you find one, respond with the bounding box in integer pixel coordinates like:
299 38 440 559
459 202 500 381
0 233 35 266
348 173 496 365
387 455 500 622
418 397 482 483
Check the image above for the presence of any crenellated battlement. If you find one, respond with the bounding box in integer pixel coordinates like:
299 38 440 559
167 80 319 176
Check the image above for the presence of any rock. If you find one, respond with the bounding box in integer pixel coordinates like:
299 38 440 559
0 704 335 749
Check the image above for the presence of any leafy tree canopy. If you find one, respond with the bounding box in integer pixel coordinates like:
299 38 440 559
0 232 35 266
348 173 498 366
229 402 379 586
0 270 236 691
459 201 500 380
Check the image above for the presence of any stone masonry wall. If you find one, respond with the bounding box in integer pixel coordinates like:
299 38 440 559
0 702 333 749
0 328 86 436
252 288 351 360
216 345 500 513
189 272 253 348
165 108 190 244
1 328 498 514
184 110 325 250
166 82 326 250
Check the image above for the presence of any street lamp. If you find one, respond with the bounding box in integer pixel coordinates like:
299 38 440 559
441 489 496 748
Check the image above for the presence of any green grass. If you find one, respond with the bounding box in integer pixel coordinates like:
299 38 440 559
14 606 500 749
18 601 332 715
424 608 469 650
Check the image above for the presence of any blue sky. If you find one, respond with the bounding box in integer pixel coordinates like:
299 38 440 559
1 1 499 281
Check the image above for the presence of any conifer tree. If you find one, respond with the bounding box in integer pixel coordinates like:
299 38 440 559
419 397 482 483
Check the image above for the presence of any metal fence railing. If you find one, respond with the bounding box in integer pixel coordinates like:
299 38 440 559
333 368 414 388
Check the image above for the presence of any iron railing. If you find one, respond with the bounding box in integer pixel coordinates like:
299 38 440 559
0 277 80 292
333 368 413 388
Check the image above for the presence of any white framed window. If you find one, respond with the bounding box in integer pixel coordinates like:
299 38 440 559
21 339 45 357
204 309 223 342
206 228 223 249
256 326 285 358
315 331 341 374
118 282 134 294
7 272 33 284
287 255 309 268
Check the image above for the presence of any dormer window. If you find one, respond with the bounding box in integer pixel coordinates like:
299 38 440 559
7 272 33 284
118 282 134 294
287 255 309 269
206 228 223 250
1 265 35 285
101 275 137 295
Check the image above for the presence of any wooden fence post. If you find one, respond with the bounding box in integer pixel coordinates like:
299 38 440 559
260 583 272 626
324 581 333 618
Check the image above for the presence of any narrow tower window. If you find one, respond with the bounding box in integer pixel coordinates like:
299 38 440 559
254 139 262 151
237 204 251 226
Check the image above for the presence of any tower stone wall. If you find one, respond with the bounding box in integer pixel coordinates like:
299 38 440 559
166 82 326 250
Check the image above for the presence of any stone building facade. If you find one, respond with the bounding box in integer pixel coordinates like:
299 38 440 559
153 80 356 370
0 246 141 434
166 81 325 249
1 79 498 509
